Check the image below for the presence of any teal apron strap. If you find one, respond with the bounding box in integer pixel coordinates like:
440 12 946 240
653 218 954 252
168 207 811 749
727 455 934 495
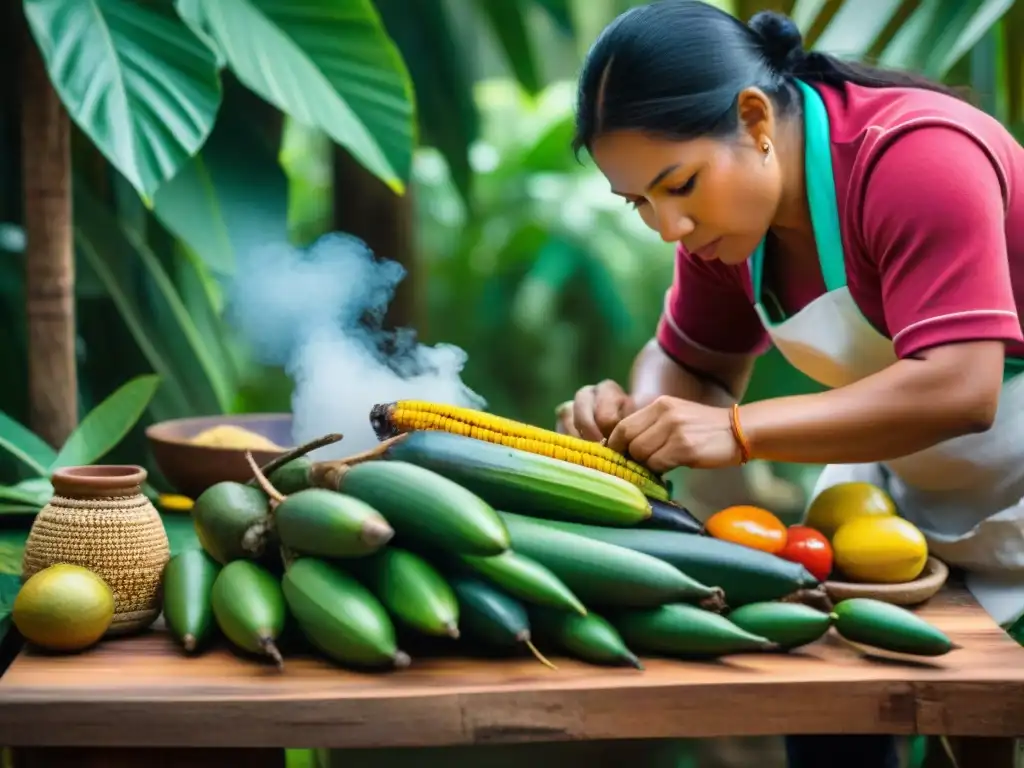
749 80 847 314
751 81 1024 381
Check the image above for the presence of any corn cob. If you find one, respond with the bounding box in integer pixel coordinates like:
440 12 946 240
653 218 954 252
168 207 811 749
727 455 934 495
369 400 668 499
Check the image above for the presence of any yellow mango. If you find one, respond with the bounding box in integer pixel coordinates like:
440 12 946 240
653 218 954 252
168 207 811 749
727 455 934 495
804 481 896 540
832 516 929 584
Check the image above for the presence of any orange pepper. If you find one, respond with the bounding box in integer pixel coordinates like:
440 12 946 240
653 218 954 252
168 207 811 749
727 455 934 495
706 505 788 554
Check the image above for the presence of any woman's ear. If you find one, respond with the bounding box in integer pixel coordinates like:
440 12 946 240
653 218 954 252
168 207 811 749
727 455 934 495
736 87 776 150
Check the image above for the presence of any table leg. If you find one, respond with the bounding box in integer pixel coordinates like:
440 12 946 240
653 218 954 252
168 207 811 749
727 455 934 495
920 736 1018 768
9 747 286 767
954 737 1018 768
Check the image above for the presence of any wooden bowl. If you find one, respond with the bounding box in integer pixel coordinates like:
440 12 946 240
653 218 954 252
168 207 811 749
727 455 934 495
146 414 295 500
824 556 949 606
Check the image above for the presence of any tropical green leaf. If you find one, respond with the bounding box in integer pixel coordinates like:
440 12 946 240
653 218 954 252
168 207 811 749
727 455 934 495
375 0 480 203
0 572 21 643
0 411 57 477
23 0 223 201
807 0 911 57
162 512 200 556
474 0 543 96
151 94 289 277
0 478 52 508
0 504 40 517
508 114 576 175
926 0 1016 78
175 0 415 193
879 0 961 71
0 529 28 576
74 183 231 417
51 374 161 470
280 118 334 246
532 0 574 34
151 156 235 276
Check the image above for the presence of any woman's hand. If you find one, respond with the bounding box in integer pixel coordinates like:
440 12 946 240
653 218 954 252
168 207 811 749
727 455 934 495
556 380 636 441
606 396 741 472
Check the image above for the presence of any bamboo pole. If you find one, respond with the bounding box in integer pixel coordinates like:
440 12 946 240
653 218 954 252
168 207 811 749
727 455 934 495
20 21 78 448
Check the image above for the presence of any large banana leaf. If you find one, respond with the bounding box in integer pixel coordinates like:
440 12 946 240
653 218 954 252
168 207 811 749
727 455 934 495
175 0 415 194
23 0 222 201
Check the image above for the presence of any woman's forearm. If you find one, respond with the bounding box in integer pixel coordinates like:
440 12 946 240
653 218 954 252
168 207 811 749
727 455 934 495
740 342 1004 464
630 339 741 409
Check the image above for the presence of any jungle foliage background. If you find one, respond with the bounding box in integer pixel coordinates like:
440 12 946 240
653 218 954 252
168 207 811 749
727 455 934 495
0 0 1022 596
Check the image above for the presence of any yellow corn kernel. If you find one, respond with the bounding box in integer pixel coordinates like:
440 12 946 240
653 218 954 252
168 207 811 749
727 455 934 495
369 400 667 497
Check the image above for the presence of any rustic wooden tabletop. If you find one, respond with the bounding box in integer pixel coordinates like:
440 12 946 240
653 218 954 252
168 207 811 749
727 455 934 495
1 585 1022 767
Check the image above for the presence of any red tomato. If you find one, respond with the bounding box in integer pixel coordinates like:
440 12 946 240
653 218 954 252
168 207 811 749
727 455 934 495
706 505 788 554
777 525 834 581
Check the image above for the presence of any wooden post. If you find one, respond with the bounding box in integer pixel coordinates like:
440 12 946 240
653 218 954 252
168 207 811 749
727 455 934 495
20 21 78 448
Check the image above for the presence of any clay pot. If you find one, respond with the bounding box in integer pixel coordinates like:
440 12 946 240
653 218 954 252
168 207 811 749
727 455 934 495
22 465 171 636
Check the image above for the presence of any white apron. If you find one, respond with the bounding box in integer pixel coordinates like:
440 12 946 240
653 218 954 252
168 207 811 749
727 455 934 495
754 81 1024 629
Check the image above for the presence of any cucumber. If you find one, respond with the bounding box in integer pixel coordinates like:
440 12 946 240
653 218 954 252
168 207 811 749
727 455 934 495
459 550 587 617
347 548 460 638
192 482 271 564
613 603 778 658
282 557 410 669
273 488 394 558
211 560 287 669
727 602 833 650
268 457 314 494
831 598 958 657
520 516 820 606
328 460 510 556
640 498 704 535
498 511 724 609
530 607 642 669
162 548 221 653
448 574 556 669
380 429 655 526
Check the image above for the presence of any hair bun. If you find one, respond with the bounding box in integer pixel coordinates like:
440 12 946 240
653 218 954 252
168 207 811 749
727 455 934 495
748 11 804 73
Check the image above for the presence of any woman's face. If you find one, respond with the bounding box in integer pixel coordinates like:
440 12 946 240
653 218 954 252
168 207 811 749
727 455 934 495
589 124 783 266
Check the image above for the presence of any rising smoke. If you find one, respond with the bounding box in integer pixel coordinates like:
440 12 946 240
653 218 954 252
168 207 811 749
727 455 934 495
226 233 486 459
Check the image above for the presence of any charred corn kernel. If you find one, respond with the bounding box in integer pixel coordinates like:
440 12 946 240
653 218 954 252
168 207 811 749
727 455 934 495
369 400 668 499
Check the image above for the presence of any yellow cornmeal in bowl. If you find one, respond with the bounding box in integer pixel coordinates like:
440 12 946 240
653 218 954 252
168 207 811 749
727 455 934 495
189 424 288 452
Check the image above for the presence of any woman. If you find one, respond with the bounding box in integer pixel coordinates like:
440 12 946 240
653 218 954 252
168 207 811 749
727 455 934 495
560 1 1024 766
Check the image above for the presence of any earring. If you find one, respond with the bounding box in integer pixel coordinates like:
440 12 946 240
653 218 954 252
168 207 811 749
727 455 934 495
761 139 773 165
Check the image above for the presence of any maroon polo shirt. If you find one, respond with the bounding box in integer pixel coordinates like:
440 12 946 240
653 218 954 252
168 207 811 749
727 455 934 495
656 80 1024 371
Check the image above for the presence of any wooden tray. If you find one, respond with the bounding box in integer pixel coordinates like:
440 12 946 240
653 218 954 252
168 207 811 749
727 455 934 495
824 556 949 606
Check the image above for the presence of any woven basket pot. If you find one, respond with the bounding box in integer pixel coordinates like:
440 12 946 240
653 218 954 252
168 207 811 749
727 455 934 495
22 465 171 636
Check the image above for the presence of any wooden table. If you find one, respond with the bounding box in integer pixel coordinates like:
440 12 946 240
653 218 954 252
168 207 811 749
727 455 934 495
1 586 1022 767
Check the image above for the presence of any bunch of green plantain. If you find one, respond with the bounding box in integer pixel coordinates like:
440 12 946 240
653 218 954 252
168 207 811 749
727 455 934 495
159 431 961 673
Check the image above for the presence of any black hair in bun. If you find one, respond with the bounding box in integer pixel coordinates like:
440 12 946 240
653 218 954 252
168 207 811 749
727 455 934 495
573 0 969 153
748 11 805 74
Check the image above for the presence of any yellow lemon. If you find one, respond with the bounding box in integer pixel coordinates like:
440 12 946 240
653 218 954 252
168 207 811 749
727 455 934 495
13 564 115 652
804 481 896 540
832 516 929 584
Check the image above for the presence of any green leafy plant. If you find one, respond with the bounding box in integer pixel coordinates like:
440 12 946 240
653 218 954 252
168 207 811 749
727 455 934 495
0 373 162 515
0 572 20 645
24 0 416 204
